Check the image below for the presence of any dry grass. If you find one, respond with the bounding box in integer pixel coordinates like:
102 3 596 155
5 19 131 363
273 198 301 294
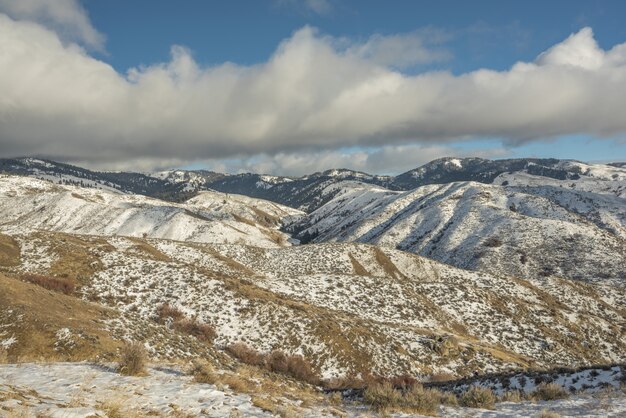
98 397 145 418
21 273 76 295
401 384 441 415
538 410 561 418
226 343 266 366
0 273 120 362
189 359 218 384
118 342 147 376
362 381 446 415
363 381 402 412
531 383 569 401
0 233 20 267
500 390 525 402
173 318 216 342
459 386 496 409
226 343 320 385
155 303 216 343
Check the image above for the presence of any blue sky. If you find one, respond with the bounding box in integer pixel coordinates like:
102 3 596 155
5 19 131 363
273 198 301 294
0 0 625 174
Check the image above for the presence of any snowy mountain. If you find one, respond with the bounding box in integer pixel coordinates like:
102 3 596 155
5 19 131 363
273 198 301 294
0 175 302 247
288 164 626 284
3 156 625 212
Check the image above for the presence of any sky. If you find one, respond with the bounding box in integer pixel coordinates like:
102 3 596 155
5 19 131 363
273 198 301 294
0 0 625 175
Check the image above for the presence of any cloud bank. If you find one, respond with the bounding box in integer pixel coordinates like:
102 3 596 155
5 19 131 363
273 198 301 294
0 0 105 50
1 12 626 172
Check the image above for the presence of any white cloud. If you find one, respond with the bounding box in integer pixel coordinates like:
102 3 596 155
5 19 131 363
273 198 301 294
347 29 451 68
0 0 105 50
1 16 626 172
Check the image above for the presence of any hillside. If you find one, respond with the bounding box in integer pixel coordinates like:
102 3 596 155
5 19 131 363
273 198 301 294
5 157 623 214
3 225 625 378
0 175 302 247
289 175 626 284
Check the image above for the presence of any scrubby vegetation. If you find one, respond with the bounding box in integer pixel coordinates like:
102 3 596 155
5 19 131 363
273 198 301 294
362 380 454 415
21 273 76 295
225 343 320 385
531 383 570 401
459 386 496 409
188 360 218 384
155 303 216 342
118 342 147 376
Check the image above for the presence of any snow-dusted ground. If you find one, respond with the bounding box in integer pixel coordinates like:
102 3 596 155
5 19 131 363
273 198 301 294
441 394 626 418
0 362 275 417
292 176 626 284
1 363 624 417
0 175 302 248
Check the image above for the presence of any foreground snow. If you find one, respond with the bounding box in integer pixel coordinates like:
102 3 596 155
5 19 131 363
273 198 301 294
1 363 625 417
0 362 273 417
441 394 626 417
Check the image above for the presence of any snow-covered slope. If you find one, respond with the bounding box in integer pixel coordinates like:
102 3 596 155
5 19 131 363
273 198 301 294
0 175 302 247
290 180 626 284
5 228 626 379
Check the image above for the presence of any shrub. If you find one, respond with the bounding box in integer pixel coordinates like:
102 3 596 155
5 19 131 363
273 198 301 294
500 390 524 402
267 350 289 374
189 360 217 384
438 391 458 406
532 383 569 401
155 303 185 323
459 386 496 409
401 384 440 415
22 273 75 295
118 342 146 376
226 343 265 367
173 318 216 342
363 381 402 412
286 354 319 385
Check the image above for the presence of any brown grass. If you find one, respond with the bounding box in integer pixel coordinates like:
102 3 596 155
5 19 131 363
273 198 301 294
118 342 147 376
226 343 319 385
459 386 496 409
155 303 216 343
189 359 218 384
174 318 216 342
0 233 20 267
156 303 186 322
363 381 402 412
362 380 447 415
500 390 524 402
0 273 120 362
538 411 561 418
21 273 76 295
226 343 266 367
531 383 569 401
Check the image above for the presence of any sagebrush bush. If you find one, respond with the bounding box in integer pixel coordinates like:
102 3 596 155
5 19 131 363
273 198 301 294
189 360 217 384
286 354 319 385
155 304 216 343
532 383 569 401
22 273 75 295
118 342 146 376
155 303 185 322
173 318 216 342
401 384 440 415
459 386 496 409
500 390 524 402
363 381 402 412
438 390 458 406
267 350 289 374
226 343 265 366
